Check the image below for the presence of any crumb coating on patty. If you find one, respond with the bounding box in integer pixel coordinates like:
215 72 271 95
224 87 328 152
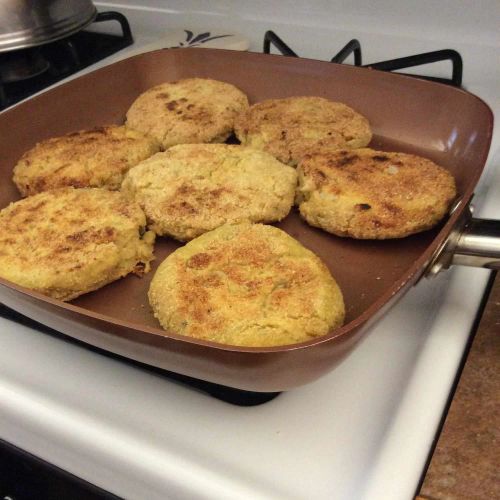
13 125 160 196
148 223 345 347
296 148 457 239
126 78 249 149
235 96 372 166
121 144 298 241
0 188 155 300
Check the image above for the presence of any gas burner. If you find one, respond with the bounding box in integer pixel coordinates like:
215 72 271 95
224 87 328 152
264 31 463 87
0 48 50 84
0 11 132 111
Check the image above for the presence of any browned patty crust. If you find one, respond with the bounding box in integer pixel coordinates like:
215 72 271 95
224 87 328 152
121 144 297 241
0 188 155 301
234 96 372 166
148 223 345 347
13 125 160 196
296 148 457 239
125 78 249 149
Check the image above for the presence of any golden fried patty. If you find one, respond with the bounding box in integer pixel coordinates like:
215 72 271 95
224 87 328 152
296 148 457 239
234 96 372 166
148 223 345 347
0 188 155 301
125 78 249 149
121 144 298 241
13 125 160 196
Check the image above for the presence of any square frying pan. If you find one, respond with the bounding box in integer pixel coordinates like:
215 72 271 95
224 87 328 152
0 49 493 391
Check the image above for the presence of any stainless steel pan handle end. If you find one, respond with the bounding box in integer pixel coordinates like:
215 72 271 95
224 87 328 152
427 203 500 277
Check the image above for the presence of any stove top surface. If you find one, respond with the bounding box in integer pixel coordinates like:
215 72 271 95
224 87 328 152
0 268 491 500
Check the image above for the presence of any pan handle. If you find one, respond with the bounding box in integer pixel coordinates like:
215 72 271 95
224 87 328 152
427 205 500 276
451 217 500 269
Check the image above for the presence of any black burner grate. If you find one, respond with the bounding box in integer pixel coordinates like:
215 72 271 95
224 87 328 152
0 11 133 111
264 30 463 87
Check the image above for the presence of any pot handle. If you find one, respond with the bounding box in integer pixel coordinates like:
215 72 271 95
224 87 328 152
427 205 500 276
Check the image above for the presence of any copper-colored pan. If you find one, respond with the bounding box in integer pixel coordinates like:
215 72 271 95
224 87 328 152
0 49 496 392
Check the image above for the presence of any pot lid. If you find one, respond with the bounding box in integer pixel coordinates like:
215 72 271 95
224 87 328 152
0 0 97 53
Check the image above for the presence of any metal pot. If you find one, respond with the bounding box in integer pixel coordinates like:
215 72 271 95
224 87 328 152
0 0 97 53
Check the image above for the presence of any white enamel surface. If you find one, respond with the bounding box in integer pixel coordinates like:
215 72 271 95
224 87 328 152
1 1 499 499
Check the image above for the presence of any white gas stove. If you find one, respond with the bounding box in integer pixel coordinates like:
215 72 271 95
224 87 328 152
1 1 499 499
